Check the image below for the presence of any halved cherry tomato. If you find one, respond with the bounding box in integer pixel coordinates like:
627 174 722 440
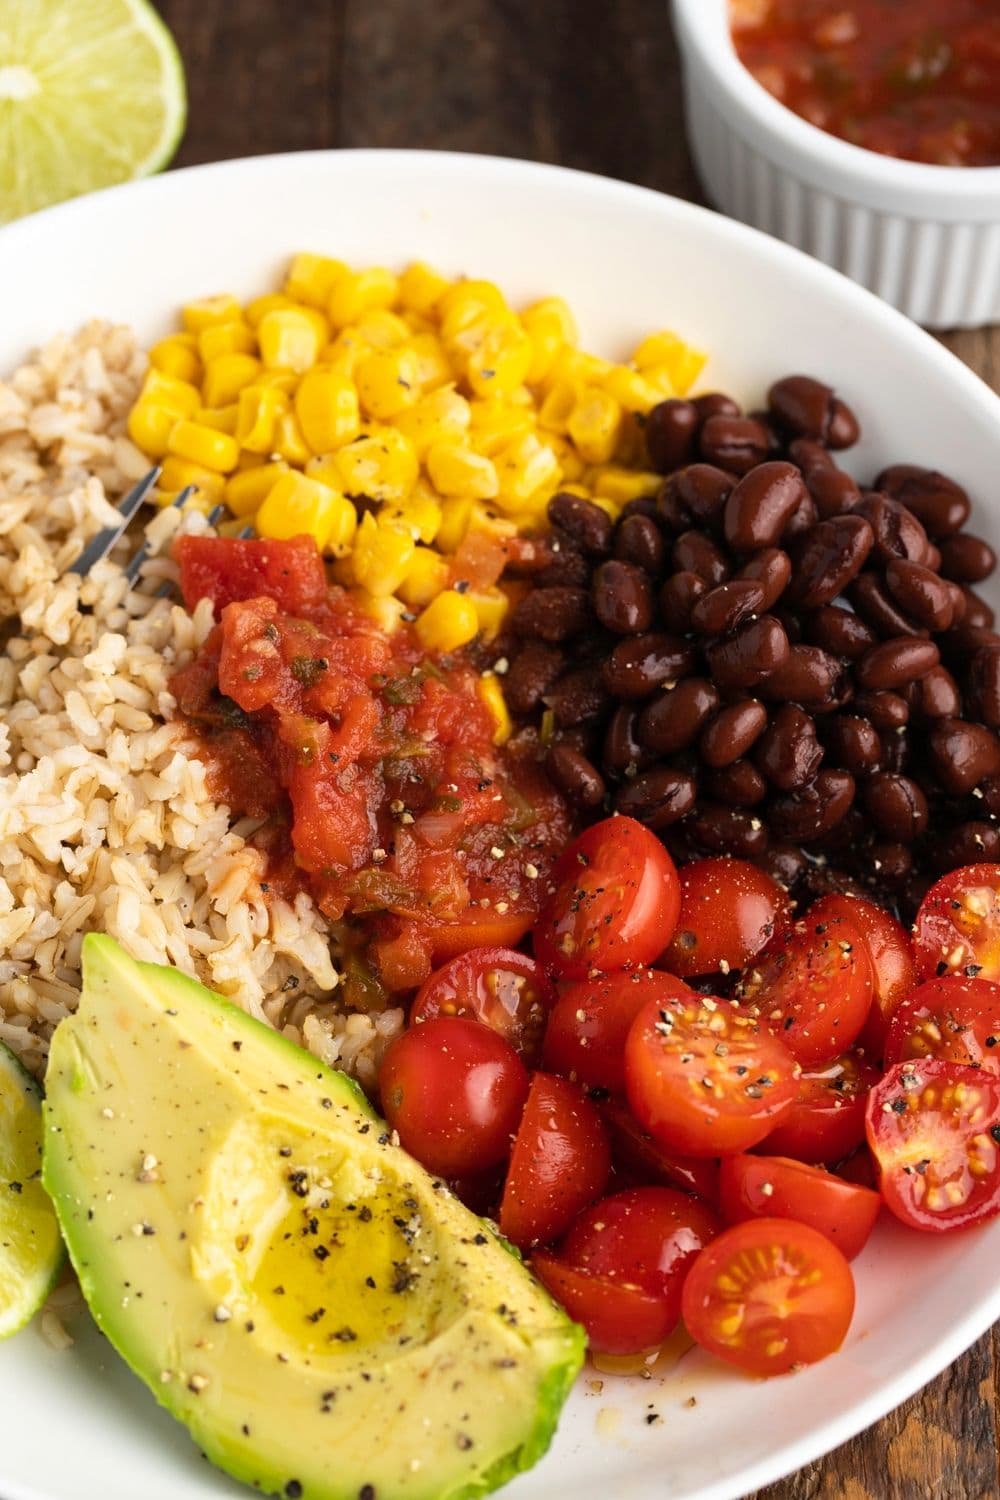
719 1154 880 1261
756 1051 879 1165
411 946 557 1062
543 969 692 1092
809 893 916 1054
533 816 681 979
379 1016 529 1178
562 1187 720 1330
884 976 1000 1075
659 858 790 979
498 1073 611 1249
531 1251 675 1354
866 1058 1000 1232
739 913 873 1067
624 992 799 1157
681 1218 855 1376
913 863 1000 985
600 1098 722 1206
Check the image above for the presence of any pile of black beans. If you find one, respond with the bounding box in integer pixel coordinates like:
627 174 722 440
500 374 1000 915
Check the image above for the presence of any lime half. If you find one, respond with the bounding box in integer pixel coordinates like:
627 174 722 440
0 0 187 223
0 1040 64 1339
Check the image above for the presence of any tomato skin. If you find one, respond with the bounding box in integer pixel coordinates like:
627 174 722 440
660 858 790 979
499 1073 611 1249
542 969 693 1093
913 864 1000 985
176 533 329 617
682 1217 855 1376
810 893 917 1053
739 914 874 1067
533 817 681 979
624 993 799 1157
411 946 557 1062
756 1051 879 1165
429 910 534 963
884 976 1000 1075
866 1059 1000 1233
562 1187 720 1330
600 1098 722 1206
531 1251 675 1355
379 1016 529 1178
719 1154 880 1261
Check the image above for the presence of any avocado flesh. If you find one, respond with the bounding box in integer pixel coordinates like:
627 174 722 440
43 935 584 1500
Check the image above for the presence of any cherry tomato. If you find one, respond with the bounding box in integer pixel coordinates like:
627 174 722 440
600 1098 722 1205
531 1251 675 1355
379 1016 529 1178
659 858 790 979
810 893 916 1053
562 1186 720 1331
411 946 557 1062
682 1217 855 1376
739 913 873 1067
719 1154 880 1261
499 1073 611 1248
866 1058 1000 1232
884 976 1000 1075
543 969 692 1093
756 1051 879 1165
913 863 1000 985
624 992 799 1157
430 909 534 962
533 816 681 980
835 1145 878 1190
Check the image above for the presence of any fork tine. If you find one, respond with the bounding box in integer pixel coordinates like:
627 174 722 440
67 467 161 577
124 485 197 586
154 501 230 601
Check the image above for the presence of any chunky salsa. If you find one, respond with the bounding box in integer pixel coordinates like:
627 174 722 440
730 0 1000 167
171 535 571 1002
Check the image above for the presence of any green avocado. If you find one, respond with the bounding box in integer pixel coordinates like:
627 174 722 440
42 935 584 1500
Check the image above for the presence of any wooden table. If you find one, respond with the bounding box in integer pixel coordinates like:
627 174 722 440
156 2 1000 1495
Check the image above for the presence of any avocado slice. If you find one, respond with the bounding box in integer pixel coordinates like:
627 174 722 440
43 935 584 1500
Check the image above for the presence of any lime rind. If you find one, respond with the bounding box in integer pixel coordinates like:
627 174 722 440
0 1038 65 1339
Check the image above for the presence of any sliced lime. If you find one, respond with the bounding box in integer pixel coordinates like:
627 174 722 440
0 1040 64 1338
0 0 187 223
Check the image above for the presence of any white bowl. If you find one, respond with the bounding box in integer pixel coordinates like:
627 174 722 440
672 0 1000 328
1 149 1000 1500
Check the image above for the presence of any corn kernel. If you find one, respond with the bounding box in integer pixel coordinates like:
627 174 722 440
351 513 415 597
537 379 577 434
356 346 421 421
157 487 218 516
158 455 226 500
294 369 360 453
273 411 311 467
399 261 452 316
467 321 534 398
602 364 663 414
398 545 450 608
198 321 256 362
567 387 623 465
149 335 202 384
236 387 288 453
469 398 535 456
195 404 239 434
427 442 499 500
253 368 299 394
477 671 512 744
332 426 418 506
464 503 518 543
202 352 262 408
591 465 663 505
127 401 177 459
167 418 240 474
468 587 509 641
328 267 399 328
302 306 331 347
635 335 707 396
408 332 453 390
258 309 321 374
284 253 348 308
237 450 266 471
438 279 507 328
522 297 578 385
352 309 410 350
224 461 289 518
181 294 243 333
394 385 471 457
323 328 369 379
415 590 479 653
494 432 561 511
543 345 612 395
325 494 361 559
256 472 355 554
355 590 407 633
435 497 474 552
139 368 201 418
245 292 295 327
383 487 443 545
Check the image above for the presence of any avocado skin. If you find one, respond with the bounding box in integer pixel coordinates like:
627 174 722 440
43 935 585 1500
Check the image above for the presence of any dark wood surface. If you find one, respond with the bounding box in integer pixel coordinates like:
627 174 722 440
155 2 1000 1496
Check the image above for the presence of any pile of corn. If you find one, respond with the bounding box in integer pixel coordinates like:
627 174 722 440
127 256 705 656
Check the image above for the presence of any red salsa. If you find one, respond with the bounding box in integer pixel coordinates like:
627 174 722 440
170 535 571 1002
731 0 1000 166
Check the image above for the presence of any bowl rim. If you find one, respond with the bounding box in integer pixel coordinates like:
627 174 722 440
672 0 1000 208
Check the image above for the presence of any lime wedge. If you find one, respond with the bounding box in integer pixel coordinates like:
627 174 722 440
0 1040 64 1338
0 0 187 223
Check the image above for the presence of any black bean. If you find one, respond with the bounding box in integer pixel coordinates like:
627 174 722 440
704 759 768 806
916 665 962 721
768 769 856 842
856 637 941 690
690 579 767 636
614 514 666 575
928 719 1000 795
754 704 824 790
658 570 708 632
862 773 929 842
637 677 719 754
805 605 876 660
645 399 700 472
724 462 810 551
686 802 770 857
546 493 613 556
672 530 730 585
853 493 930 566
757 645 851 710
694 392 741 423
503 641 565 714
849 572 927 638
821 713 882 773
601 632 697 699
700 415 772 475
735 548 791 610
614 768 697 829
546 668 610 728
853 690 910 730
884 559 955 631
875 464 971 537
705 615 791 691
602 704 651 780
968 645 1000 727
592 560 653 635
545 744 606 809
768 375 859 448
511 586 591 642
939 533 996 585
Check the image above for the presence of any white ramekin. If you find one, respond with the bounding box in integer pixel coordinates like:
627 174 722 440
672 0 1000 328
